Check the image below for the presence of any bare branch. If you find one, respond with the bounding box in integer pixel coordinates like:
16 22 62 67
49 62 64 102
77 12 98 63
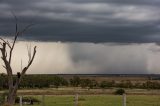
8 23 34 64
21 46 36 75
0 43 13 91
19 24 35 35
13 46 36 94
0 38 12 49
1 43 12 73
8 13 34 64
11 11 18 34
2 65 6 69
27 44 32 63
7 40 11 48
0 38 6 43
8 36 17 64
0 42 3 46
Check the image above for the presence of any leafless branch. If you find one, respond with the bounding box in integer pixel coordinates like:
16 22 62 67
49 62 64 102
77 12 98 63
8 23 34 64
0 38 12 49
19 23 35 35
21 46 36 75
2 65 6 69
27 44 32 63
11 11 18 34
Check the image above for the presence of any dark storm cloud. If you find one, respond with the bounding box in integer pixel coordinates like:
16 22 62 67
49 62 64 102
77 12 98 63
1 0 160 43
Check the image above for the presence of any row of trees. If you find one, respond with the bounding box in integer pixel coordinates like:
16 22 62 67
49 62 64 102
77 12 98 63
1 74 160 90
0 74 69 89
69 76 160 89
99 80 160 89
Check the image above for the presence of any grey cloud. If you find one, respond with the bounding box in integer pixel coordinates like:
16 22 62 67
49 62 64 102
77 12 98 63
0 0 160 43
67 43 149 74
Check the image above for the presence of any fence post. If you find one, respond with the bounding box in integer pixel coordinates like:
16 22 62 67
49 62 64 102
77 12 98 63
122 94 126 106
5 96 7 102
74 94 78 106
42 95 45 106
19 96 22 106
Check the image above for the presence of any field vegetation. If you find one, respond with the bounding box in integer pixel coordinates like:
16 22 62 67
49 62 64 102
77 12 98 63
1 74 160 105
1 74 160 90
12 95 160 106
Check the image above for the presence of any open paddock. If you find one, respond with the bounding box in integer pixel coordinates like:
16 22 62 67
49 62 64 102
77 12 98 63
14 95 160 106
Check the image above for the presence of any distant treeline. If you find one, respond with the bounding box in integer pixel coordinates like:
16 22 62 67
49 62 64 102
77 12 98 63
0 74 160 90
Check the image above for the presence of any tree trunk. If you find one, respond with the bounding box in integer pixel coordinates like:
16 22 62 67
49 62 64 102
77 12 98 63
7 88 17 105
7 95 15 105
7 78 20 106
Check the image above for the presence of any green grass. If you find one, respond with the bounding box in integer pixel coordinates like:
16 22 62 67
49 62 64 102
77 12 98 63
14 95 160 106
127 95 160 106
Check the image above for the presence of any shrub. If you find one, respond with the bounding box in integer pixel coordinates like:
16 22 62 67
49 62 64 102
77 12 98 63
115 88 125 95
0 94 5 105
15 96 40 104
99 81 107 89
0 92 8 105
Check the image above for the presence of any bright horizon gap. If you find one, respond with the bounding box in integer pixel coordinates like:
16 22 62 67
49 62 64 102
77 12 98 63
0 41 160 74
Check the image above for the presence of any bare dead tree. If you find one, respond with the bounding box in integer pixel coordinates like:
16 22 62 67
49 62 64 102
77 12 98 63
0 15 36 105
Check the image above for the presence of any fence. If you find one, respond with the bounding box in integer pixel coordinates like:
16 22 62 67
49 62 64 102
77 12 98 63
14 94 138 106
17 95 79 106
15 94 128 106
1 94 160 106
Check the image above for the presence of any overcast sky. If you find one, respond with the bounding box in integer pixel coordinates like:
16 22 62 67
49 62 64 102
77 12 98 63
1 0 160 74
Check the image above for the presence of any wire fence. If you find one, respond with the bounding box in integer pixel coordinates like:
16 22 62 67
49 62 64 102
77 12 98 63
11 94 160 106
1 94 160 106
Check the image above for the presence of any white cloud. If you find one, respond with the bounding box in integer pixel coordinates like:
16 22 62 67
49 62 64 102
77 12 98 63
1 41 160 74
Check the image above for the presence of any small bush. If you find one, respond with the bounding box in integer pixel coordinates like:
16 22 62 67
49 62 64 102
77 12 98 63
15 96 40 104
0 92 8 105
115 88 125 95
0 95 5 105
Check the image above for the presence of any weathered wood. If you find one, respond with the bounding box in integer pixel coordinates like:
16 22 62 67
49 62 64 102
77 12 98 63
123 94 126 106
19 96 22 106
0 16 36 105
74 94 78 106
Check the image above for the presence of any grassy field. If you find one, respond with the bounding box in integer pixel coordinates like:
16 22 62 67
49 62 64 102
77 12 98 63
3 87 160 106
12 88 160 95
14 95 160 106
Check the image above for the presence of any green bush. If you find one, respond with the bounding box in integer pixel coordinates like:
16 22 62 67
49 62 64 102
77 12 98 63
0 95 5 105
115 88 125 95
15 96 40 104
0 92 8 105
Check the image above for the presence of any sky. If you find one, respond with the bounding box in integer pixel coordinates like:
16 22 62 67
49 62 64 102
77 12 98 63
1 0 160 74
